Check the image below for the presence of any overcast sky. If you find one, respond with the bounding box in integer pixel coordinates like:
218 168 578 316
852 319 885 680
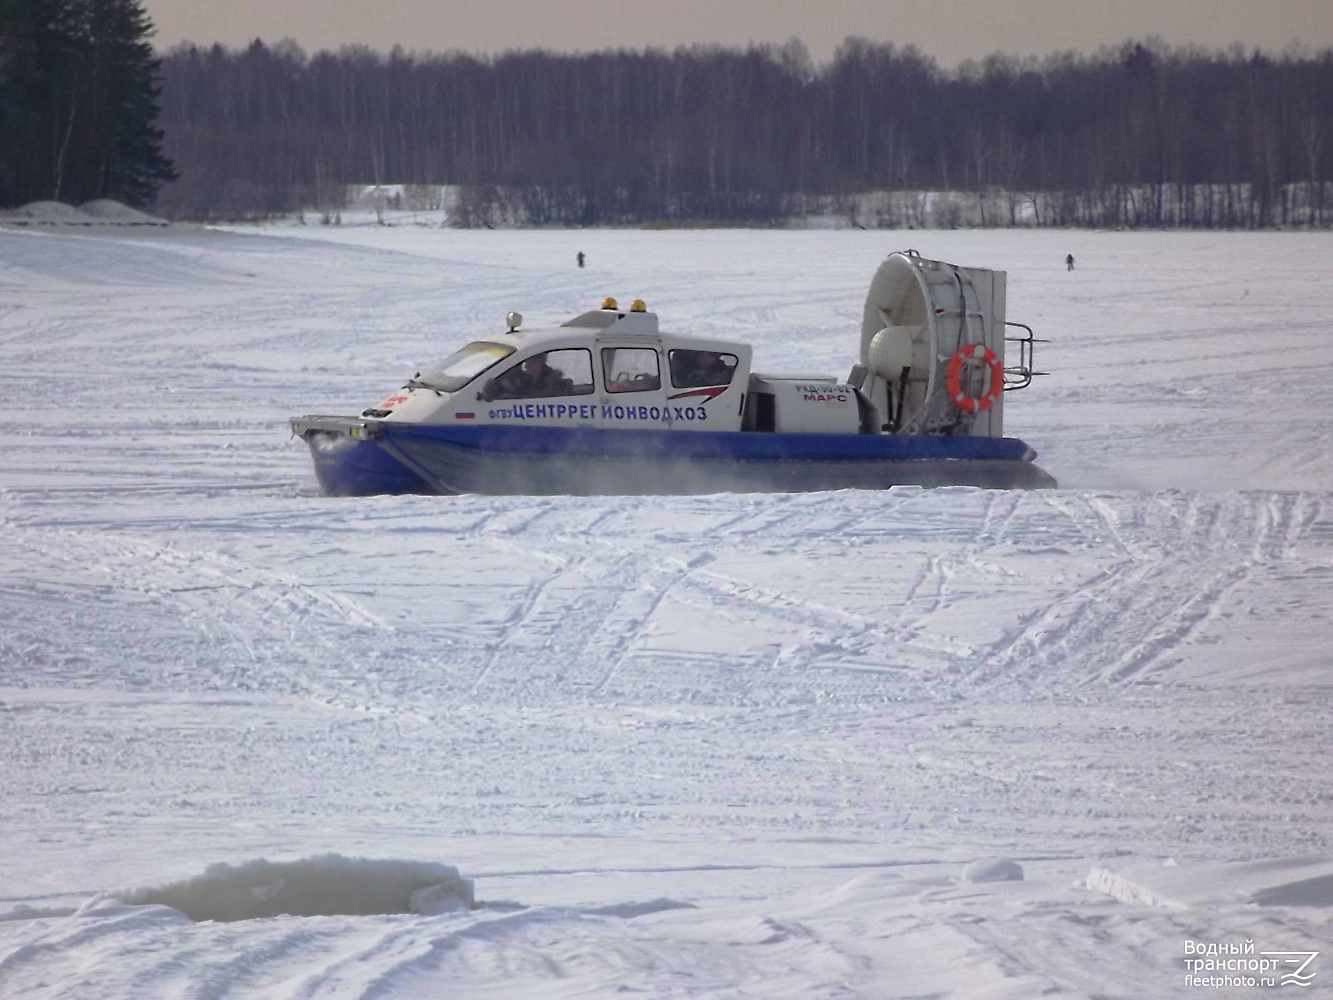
143 0 1332 66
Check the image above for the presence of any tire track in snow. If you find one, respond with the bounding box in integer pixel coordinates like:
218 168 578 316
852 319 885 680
15 486 1312 710
588 551 716 696
1099 492 1306 683
0 903 801 1000
973 491 1312 689
944 902 1171 999
498 492 1040 703
0 523 400 703
971 493 1193 688
665 558 969 697
451 494 935 705
467 545 579 697
448 498 701 702
171 923 353 1000
0 903 191 992
896 492 1025 636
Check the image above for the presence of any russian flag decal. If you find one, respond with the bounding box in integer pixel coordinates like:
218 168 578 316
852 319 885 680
455 412 475 419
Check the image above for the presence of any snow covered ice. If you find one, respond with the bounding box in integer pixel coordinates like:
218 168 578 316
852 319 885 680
0 220 1330 997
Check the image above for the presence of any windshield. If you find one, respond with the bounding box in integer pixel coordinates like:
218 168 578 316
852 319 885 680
413 342 515 392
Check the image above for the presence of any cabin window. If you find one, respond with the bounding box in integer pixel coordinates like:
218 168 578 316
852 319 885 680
484 349 594 400
415 341 514 392
602 347 661 393
668 349 738 388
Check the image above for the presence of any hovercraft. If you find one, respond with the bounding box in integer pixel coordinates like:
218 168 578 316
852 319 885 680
291 251 1055 496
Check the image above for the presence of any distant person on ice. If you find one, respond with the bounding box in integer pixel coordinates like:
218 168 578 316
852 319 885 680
577 251 585 268
1066 253 1075 271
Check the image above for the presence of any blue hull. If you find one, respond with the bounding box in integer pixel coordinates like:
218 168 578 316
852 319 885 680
297 422 1056 497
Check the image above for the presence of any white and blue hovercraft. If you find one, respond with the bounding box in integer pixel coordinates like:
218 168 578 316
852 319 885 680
291 251 1055 496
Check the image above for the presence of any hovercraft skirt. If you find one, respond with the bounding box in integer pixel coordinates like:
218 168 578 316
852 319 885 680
299 422 1056 496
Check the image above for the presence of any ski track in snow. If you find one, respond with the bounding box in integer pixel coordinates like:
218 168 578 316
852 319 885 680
1 224 1331 998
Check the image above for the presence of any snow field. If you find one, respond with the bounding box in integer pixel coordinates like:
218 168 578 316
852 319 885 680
0 222 1330 997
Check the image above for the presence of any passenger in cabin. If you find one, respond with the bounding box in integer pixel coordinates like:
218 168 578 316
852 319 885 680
602 347 662 392
671 350 736 388
604 371 661 392
486 353 573 399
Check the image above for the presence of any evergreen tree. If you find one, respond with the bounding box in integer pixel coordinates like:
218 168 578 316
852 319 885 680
0 0 175 208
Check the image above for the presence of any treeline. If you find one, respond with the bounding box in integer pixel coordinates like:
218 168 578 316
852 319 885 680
154 37 1333 227
0 0 176 207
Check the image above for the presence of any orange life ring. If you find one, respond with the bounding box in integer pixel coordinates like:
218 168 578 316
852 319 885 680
945 344 1003 413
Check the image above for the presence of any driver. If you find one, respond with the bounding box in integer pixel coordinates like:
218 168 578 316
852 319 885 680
489 353 572 398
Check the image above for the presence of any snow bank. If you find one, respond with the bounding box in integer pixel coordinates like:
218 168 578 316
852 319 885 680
79 199 167 224
115 854 474 922
0 902 80 921
5 200 91 221
0 199 167 226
